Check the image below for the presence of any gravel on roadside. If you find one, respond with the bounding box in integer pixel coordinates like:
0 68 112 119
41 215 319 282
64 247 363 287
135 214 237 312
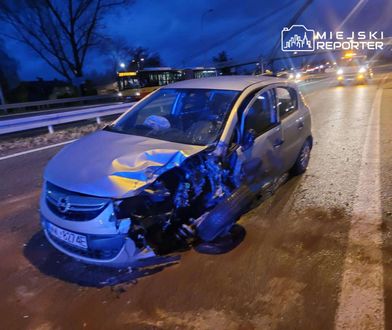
0 120 111 158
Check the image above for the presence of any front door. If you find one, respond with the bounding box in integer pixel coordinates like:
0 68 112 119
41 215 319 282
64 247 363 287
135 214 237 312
236 88 285 189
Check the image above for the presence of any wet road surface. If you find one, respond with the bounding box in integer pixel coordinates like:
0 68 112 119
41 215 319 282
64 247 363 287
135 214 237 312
0 74 391 329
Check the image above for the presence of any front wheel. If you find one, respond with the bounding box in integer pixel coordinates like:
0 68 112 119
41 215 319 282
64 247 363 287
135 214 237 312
291 139 312 175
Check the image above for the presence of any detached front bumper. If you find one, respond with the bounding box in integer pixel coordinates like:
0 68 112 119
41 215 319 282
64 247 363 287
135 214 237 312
39 191 154 267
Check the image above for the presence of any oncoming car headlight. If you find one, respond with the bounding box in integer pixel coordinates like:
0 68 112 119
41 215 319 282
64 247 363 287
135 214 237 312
358 67 366 73
295 73 301 79
289 73 294 79
337 68 343 75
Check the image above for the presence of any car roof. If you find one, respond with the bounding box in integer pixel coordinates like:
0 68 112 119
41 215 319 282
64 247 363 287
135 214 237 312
162 75 288 91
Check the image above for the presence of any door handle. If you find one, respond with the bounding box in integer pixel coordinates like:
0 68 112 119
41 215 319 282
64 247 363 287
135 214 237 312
273 139 284 148
297 121 304 130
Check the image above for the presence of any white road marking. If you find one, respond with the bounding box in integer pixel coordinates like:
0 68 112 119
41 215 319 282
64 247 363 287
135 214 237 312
0 140 76 161
335 87 384 329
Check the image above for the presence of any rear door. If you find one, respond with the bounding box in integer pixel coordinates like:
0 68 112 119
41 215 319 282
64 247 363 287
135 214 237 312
274 86 304 170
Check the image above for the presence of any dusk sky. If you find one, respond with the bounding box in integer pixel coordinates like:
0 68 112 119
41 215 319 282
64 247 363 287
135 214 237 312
3 0 392 80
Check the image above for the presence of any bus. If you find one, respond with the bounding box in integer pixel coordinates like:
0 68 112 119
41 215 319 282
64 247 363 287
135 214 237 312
117 67 218 100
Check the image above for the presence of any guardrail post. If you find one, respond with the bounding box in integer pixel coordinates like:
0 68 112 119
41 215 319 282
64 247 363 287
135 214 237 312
96 117 101 124
48 125 54 134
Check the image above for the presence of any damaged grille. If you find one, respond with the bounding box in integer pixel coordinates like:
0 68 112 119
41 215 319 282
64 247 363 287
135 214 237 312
46 182 109 221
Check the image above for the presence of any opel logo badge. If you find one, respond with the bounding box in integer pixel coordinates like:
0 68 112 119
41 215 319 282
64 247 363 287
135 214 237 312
57 196 70 213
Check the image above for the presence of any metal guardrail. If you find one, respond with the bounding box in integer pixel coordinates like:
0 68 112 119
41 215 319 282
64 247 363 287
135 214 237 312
0 102 134 135
0 94 122 115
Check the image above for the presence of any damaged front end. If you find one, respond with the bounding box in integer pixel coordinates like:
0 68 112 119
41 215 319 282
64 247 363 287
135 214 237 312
40 135 251 267
109 146 244 258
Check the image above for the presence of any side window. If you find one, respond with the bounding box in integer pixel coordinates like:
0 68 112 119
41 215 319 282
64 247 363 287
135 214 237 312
244 90 277 137
275 87 297 119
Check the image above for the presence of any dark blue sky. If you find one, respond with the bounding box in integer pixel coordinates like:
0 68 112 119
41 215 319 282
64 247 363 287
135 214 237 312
3 0 392 80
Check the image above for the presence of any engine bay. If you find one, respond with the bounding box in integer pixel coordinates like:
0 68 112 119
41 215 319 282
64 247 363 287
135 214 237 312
114 149 244 254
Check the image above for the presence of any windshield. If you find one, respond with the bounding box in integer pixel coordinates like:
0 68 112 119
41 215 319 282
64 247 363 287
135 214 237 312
119 77 141 90
107 88 239 145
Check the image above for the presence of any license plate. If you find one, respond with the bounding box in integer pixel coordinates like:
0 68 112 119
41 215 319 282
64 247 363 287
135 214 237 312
47 223 88 249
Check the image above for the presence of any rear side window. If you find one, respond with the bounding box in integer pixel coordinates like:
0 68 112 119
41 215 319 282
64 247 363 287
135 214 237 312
275 87 297 119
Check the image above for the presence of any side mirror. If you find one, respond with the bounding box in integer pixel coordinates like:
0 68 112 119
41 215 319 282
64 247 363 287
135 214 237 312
241 129 256 151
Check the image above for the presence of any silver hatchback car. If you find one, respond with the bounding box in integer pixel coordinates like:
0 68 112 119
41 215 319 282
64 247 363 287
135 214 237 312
40 76 312 267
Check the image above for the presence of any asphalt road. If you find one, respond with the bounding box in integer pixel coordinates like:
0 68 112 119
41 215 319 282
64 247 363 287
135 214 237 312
0 74 391 329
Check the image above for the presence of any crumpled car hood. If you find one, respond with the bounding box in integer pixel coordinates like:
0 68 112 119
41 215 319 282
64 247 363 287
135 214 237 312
44 130 207 198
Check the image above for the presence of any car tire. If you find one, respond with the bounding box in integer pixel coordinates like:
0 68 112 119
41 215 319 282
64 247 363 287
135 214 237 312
291 139 311 175
194 224 246 255
196 185 254 242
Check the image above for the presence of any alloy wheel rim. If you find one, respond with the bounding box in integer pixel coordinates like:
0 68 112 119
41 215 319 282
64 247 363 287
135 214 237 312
300 144 310 168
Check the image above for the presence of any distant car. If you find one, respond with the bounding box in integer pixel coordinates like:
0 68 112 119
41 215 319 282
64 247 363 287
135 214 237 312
336 57 373 85
40 76 313 267
276 70 303 82
305 65 326 74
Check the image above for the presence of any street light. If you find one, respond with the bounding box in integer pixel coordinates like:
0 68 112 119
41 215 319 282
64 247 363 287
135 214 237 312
120 62 126 69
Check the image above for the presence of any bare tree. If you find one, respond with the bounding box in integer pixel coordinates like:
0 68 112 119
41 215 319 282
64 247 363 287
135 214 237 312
100 37 134 72
100 38 162 72
0 0 131 84
212 51 231 75
0 40 20 104
128 46 161 70
212 51 229 63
